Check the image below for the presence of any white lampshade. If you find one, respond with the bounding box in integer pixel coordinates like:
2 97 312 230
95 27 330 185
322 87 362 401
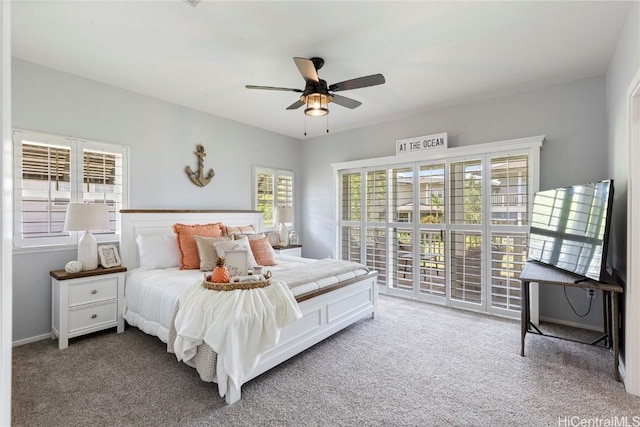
64 203 110 232
275 206 293 247
64 203 109 271
275 206 293 224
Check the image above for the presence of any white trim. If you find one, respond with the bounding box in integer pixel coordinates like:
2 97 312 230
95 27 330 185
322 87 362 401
626 68 640 396
332 135 545 171
538 316 604 333
0 2 11 424
12 333 51 347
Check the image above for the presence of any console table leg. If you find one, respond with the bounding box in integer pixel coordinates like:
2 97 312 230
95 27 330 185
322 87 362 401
520 280 529 356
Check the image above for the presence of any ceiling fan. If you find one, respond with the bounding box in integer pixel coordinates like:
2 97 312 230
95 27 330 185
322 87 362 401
245 57 385 117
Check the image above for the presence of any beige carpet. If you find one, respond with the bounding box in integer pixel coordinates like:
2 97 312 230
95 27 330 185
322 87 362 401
12 295 640 426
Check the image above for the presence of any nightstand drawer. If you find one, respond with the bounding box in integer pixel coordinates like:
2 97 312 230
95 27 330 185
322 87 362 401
274 247 302 257
68 277 118 306
68 301 118 333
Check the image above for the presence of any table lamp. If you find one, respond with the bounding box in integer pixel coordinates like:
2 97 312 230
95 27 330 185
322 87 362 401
275 206 293 246
64 203 110 271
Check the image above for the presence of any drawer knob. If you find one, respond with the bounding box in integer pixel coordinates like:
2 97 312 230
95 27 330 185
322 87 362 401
91 314 97 319
91 290 98 295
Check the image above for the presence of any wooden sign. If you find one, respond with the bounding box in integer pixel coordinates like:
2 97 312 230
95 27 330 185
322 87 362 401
396 132 447 155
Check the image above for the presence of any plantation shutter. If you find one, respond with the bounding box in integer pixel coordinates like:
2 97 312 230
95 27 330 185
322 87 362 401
340 171 362 263
489 154 531 311
254 167 294 229
19 141 72 245
82 148 124 237
365 169 387 285
277 175 293 208
256 172 275 227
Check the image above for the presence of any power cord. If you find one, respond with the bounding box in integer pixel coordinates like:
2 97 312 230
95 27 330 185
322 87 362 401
563 286 593 317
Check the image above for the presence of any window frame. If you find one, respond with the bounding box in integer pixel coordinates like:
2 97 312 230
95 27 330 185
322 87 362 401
12 129 129 250
252 166 294 231
333 135 543 319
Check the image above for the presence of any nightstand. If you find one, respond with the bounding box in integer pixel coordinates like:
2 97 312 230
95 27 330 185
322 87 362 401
272 244 302 257
50 266 126 349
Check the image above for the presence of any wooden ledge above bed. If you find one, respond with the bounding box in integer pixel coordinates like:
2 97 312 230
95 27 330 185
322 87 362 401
120 209 261 214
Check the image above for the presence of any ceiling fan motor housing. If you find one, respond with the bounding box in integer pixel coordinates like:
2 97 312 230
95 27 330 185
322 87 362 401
301 79 333 103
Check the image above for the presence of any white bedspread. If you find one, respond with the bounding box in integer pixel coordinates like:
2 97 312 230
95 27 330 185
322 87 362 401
172 279 302 398
124 255 369 344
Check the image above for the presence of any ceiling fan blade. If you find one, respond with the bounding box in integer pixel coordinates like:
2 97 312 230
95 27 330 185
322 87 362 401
245 85 302 93
331 94 362 109
329 74 385 92
293 57 319 83
286 99 305 110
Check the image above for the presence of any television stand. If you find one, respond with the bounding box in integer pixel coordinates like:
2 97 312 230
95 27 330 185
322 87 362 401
519 261 623 381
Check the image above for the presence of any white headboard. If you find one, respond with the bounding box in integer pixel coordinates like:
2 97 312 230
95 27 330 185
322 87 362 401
120 210 264 269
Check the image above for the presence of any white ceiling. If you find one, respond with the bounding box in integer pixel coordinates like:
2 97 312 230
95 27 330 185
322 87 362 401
11 1 633 139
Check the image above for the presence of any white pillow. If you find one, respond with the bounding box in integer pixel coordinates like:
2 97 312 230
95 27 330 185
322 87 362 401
213 238 258 268
136 234 181 270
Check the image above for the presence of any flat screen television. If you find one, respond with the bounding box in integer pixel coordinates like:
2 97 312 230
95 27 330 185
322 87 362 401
527 179 614 282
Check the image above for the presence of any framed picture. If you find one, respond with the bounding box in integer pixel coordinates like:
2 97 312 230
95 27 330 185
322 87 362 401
98 244 121 268
266 231 280 246
224 249 248 277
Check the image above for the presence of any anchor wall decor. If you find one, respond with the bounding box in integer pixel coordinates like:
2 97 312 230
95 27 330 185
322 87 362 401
185 144 215 187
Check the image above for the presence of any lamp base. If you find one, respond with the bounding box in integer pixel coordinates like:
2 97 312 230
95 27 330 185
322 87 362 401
78 231 98 271
279 223 289 247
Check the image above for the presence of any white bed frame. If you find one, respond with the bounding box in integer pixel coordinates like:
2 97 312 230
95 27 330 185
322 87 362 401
120 210 378 404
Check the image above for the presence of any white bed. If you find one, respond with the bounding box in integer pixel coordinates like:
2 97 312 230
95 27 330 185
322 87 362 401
120 210 378 404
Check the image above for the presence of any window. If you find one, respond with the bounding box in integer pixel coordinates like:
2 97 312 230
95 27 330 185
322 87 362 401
253 167 294 229
335 136 543 319
13 130 128 248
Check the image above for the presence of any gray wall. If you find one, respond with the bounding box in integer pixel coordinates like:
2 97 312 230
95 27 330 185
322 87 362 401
606 1 639 360
606 0 639 282
300 75 610 328
12 59 301 342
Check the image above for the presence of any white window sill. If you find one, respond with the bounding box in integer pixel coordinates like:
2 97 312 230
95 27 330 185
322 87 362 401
12 240 120 256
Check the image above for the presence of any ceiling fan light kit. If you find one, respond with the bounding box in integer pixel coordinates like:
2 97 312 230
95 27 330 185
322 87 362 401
246 57 385 128
304 93 331 117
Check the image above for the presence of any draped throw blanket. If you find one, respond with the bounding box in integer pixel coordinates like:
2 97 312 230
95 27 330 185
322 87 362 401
173 279 302 398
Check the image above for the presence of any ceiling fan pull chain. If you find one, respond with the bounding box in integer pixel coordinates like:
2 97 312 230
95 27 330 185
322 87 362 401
326 115 329 133
304 115 307 136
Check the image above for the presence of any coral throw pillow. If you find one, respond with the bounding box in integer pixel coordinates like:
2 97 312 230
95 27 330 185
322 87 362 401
249 237 277 266
173 223 223 269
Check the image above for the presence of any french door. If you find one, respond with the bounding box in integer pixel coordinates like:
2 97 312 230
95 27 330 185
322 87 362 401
338 145 538 318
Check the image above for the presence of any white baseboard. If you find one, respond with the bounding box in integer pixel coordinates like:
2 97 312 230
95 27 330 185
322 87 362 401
12 333 51 347
539 316 602 332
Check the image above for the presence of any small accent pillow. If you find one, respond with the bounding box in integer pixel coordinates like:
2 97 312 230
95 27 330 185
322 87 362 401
249 237 277 266
213 239 258 268
222 224 255 236
173 223 223 270
194 236 232 271
136 234 181 270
